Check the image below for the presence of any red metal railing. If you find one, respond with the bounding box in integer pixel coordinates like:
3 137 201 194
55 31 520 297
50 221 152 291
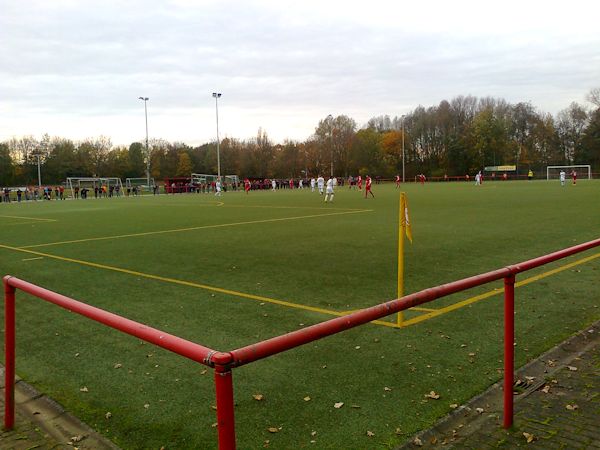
4 237 600 448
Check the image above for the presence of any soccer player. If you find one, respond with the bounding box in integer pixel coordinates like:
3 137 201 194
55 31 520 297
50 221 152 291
317 175 325 194
365 175 374 198
271 179 277 191
559 170 566 186
310 177 316 192
475 171 481 185
395 174 400 188
244 178 251 194
215 179 222 196
357 175 362 190
571 170 577 185
324 176 335 202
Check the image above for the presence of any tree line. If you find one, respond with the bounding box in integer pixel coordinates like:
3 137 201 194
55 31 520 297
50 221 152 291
1 90 599 186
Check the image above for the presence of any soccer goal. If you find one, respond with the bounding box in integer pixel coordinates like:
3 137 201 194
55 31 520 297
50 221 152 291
125 177 155 192
191 174 240 191
546 165 591 180
67 177 124 199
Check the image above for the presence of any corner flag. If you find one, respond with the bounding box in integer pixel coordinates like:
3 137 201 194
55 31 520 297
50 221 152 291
400 192 413 243
397 192 413 326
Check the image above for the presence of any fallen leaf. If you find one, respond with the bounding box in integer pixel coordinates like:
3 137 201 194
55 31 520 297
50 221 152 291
566 404 578 411
210 405 217 410
355 346 361 350
468 352 476 357
541 385 550 394
70 435 83 442
430 436 438 444
311 431 317 437
334 402 344 409
525 376 535 382
105 412 112 419
267 427 279 433
476 407 484 414
394 428 402 435
523 432 535 443
425 391 440 399
144 403 150 409
253 394 264 401
567 366 578 371
366 431 375 437
413 437 423 446
211 422 218 428
113 363 122 369
303 396 311 402
79 387 89 393
201 369 208 375
384 387 392 392
75 353 80 357
350 404 361 409
449 403 459 409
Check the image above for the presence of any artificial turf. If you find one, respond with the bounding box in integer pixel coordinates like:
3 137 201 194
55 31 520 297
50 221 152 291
0 179 599 449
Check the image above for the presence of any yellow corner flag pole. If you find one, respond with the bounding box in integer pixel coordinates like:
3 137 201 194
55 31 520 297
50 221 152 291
397 192 413 326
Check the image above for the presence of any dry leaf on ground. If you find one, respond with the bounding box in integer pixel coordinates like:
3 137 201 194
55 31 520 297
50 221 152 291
425 391 440 399
253 394 264 401
334 402 344 409
523 432 535 443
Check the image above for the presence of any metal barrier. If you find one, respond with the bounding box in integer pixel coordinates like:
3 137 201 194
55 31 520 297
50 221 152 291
4 237 600 449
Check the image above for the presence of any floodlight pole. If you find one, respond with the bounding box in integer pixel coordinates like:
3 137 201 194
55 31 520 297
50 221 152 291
213 92 222 181
401 115 406 183
138 97 150 188
36 154 42 187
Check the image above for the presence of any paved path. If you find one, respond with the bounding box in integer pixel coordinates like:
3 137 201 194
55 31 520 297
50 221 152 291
401 320 600 449
0 367 118 449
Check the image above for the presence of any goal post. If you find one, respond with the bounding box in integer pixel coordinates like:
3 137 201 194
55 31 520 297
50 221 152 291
546 165 591 180
125 177 155 192
66 177 124 198
191 173 240 192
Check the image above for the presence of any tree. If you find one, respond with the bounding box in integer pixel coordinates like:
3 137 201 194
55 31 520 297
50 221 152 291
314 115 356 176
0 143 14 185
176 151 193 177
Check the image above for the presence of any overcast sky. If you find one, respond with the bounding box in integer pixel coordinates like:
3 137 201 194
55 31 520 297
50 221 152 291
1 0 599 146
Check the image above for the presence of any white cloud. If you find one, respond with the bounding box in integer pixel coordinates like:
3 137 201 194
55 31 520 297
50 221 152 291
1 0 599 145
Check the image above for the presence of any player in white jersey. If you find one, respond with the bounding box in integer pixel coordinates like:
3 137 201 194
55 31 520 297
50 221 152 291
310 178 316 192
272 179 277 191
559 170 566 186
324 177 335 203
215 180 222 196
316 176 325 195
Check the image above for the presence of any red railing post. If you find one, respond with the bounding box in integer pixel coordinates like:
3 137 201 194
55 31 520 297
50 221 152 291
213 353 236 450
3 276 16 430
503 274 515 428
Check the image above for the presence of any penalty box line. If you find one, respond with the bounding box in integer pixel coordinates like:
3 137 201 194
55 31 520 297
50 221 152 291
19 208 373 250
0 243 394 328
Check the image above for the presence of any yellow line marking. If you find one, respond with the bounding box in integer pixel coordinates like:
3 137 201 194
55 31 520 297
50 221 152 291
0 215 56 223
340 306 438 315
0 243 345 317
401 252 600 326
19 209 371 250
22 257 44 261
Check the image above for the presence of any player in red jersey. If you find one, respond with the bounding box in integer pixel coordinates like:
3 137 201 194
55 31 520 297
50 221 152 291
571 170 577 185
395 174 400 188
357 175 362 190
365 175 374 198
244 178 251 194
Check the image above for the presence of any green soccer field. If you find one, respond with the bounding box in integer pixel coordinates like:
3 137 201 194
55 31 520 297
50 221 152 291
1 180 599 449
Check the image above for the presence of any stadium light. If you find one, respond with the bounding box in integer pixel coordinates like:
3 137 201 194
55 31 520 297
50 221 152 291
401 115 406 183
138 97 150 188
212 92 222 181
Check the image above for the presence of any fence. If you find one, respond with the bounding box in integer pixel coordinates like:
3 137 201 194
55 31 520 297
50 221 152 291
4 237 600 449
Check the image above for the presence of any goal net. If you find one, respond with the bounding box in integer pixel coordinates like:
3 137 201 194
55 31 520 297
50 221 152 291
546 165 591 180
67 177 124 198
191 174 240 191
125 177 155 192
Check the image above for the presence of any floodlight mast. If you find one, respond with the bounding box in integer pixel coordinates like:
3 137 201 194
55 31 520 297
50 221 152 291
212 92 222 181
401 115 406 183
138 96 150 188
